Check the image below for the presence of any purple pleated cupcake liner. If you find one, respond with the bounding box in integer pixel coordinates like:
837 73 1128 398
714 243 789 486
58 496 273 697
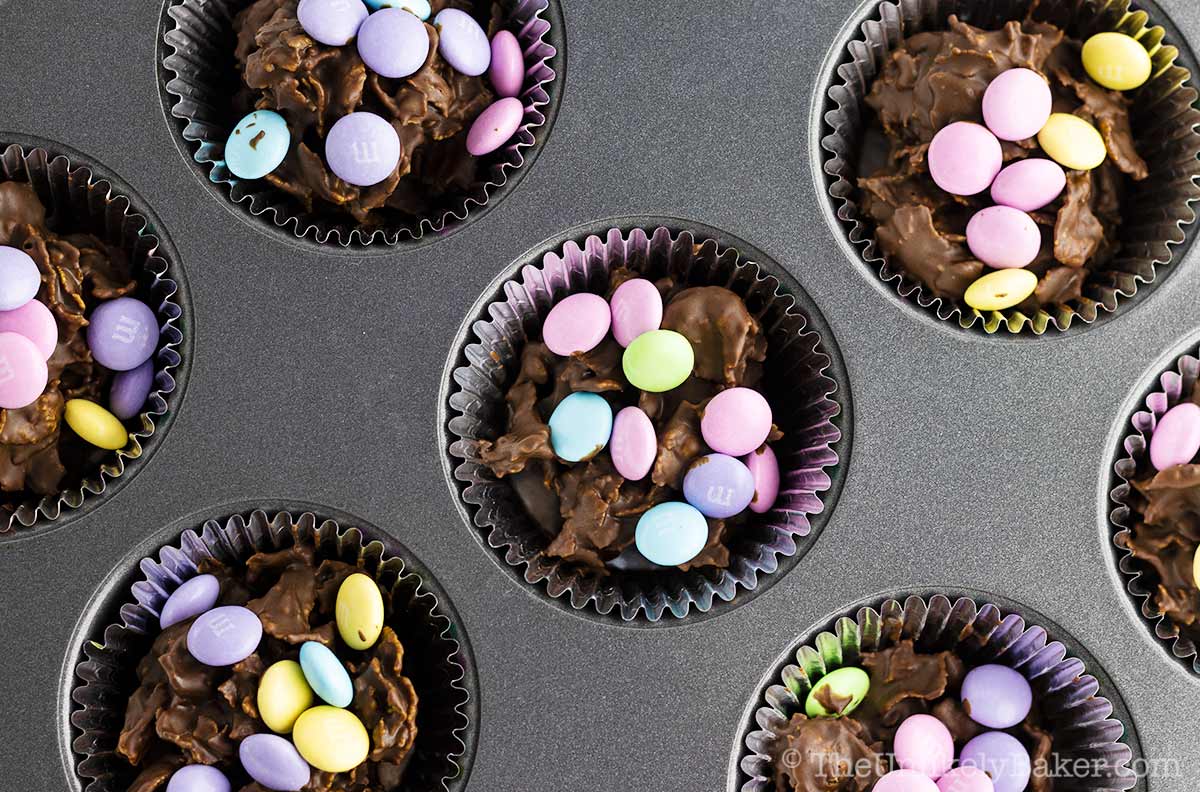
738 594 1137 792
0 143 185 537
446 226 845 622
161 0 558 247
1109 348 1200 676
69 509 474 792
822 0 1200 335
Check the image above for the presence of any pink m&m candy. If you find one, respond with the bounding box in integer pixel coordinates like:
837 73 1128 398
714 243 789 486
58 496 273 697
489 30 525 98
609 278 663 347
894 714 954 780
928 122 1003 196
0 331 48 409
0 299 56 359
467 97 524 156
983 68 1053 141
744 444 780 513
702 387 772 457
875 769 939 792
611 406 656 481
991 159 1066 212
1150 402 1200 471
542 293 611 356
937 767 995 792
966 206 1041 270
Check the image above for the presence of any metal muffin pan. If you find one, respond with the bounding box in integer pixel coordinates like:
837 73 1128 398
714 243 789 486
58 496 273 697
0 1 1196 791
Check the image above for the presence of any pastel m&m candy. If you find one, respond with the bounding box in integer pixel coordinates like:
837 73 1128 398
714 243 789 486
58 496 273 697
297 0 367 46
804 666 870 717
937 767 995 792
434 8 491 76
928 122 1003 196
64 399 128 450
548 392 612 462
109 359 155 420
257 659 314 734
186 605 262 666
0 246 40 311
966 206 1041 270
542 292 611 356
159 573 220 628
366 0 431 17
299 640 354 707
609 278 663 347
0 331 47 409
1193 545 1200 588
467 97 524 156
701 387 772 456
960 732 1032 792
166 765 231 792
991 158 1066 212
325 112 401 187
610 406 656 481
1083 32 1152 91
335 572 385 650
635 502 708 566
489 30 525 98
1150 402 1200 470
683 453 755 518
0 299 56 360
874 769 939 792
225 110 290 180
623 329 693 392
983 68 1052 141
962 664 1033 729
88 297 159 371
239 734 310 792
963 268 1038 312
745 445 780 513
292 706 370 773
894 714 954 779
357 8 429 79
1038 113 1106 171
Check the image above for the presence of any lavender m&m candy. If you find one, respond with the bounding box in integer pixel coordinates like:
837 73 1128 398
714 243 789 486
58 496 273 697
434 8 491 76
966 206 1041 270
489 30 524 97
961 664 1033 728
297 0 368 46
167 765 231 792
960 732 1031 792
187 606 262 666
0 246 40 311
467 97 524 156
894 714 954 780
88 297 158 371
160 573 221 629
0 299 56 359
745 445 780 514
701 387 773 457
683 453 755 519
983 68 1053 141
357 8 429 79
110 358 155 420
1150 402 1200 471
937 767 995 792
0 331 47 409
609 278 663 347
325 112 401 187
875 769 940 792
990 158 1066 212
611 406 656 481
542 292 610 356
928 122 1003 196
239 734 311 792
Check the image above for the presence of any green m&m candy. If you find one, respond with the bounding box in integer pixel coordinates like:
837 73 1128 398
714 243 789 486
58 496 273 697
622 330 694 392
805 667 871 717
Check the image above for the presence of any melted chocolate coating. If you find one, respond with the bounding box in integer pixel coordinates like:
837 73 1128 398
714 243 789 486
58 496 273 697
233 0 503 225
117 545 419 792
0 181 138 508
859 13 1146 308
477 269 778 571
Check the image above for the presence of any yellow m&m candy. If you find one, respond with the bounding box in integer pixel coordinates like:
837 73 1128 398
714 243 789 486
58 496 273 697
1038 114 1107 171
257 660 314 734
64 399 128 450
292 706 370 773
1192 545 1200 589
335 573 385 650
1082 32 1152 91
964 269 1038 312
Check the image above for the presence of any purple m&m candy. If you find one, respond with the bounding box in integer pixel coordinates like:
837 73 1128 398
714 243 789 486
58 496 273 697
960 732 1032 792
875 769 939 792
166 764 231 792
961 664 1033 728
894 714 954 780
325 112 401 187
744 445 780 513
239 734 311 792
966 206 1041 270
110 358 155 420
187 606 262 666
0 246 41 311
489 30 524 97
937 767 995 792
611 406 656 481
434 8 491 76
983 68 1053 141
0 299 57 359
928 122 1003 196
683 454 755 519
991 158 1066 212
160 573 221 629
542 293 610 356
609 278 663 347
701 387 773 457
1151 402 1200 471
297 0 368 46
467 97 524 156
88 297 158 372
0 331 48 409
357 8 429 79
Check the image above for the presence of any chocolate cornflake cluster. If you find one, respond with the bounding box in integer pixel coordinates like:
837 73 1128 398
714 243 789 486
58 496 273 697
478 266 780 571
117 544 419 792
232 0 503 224
859 13 1146 308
